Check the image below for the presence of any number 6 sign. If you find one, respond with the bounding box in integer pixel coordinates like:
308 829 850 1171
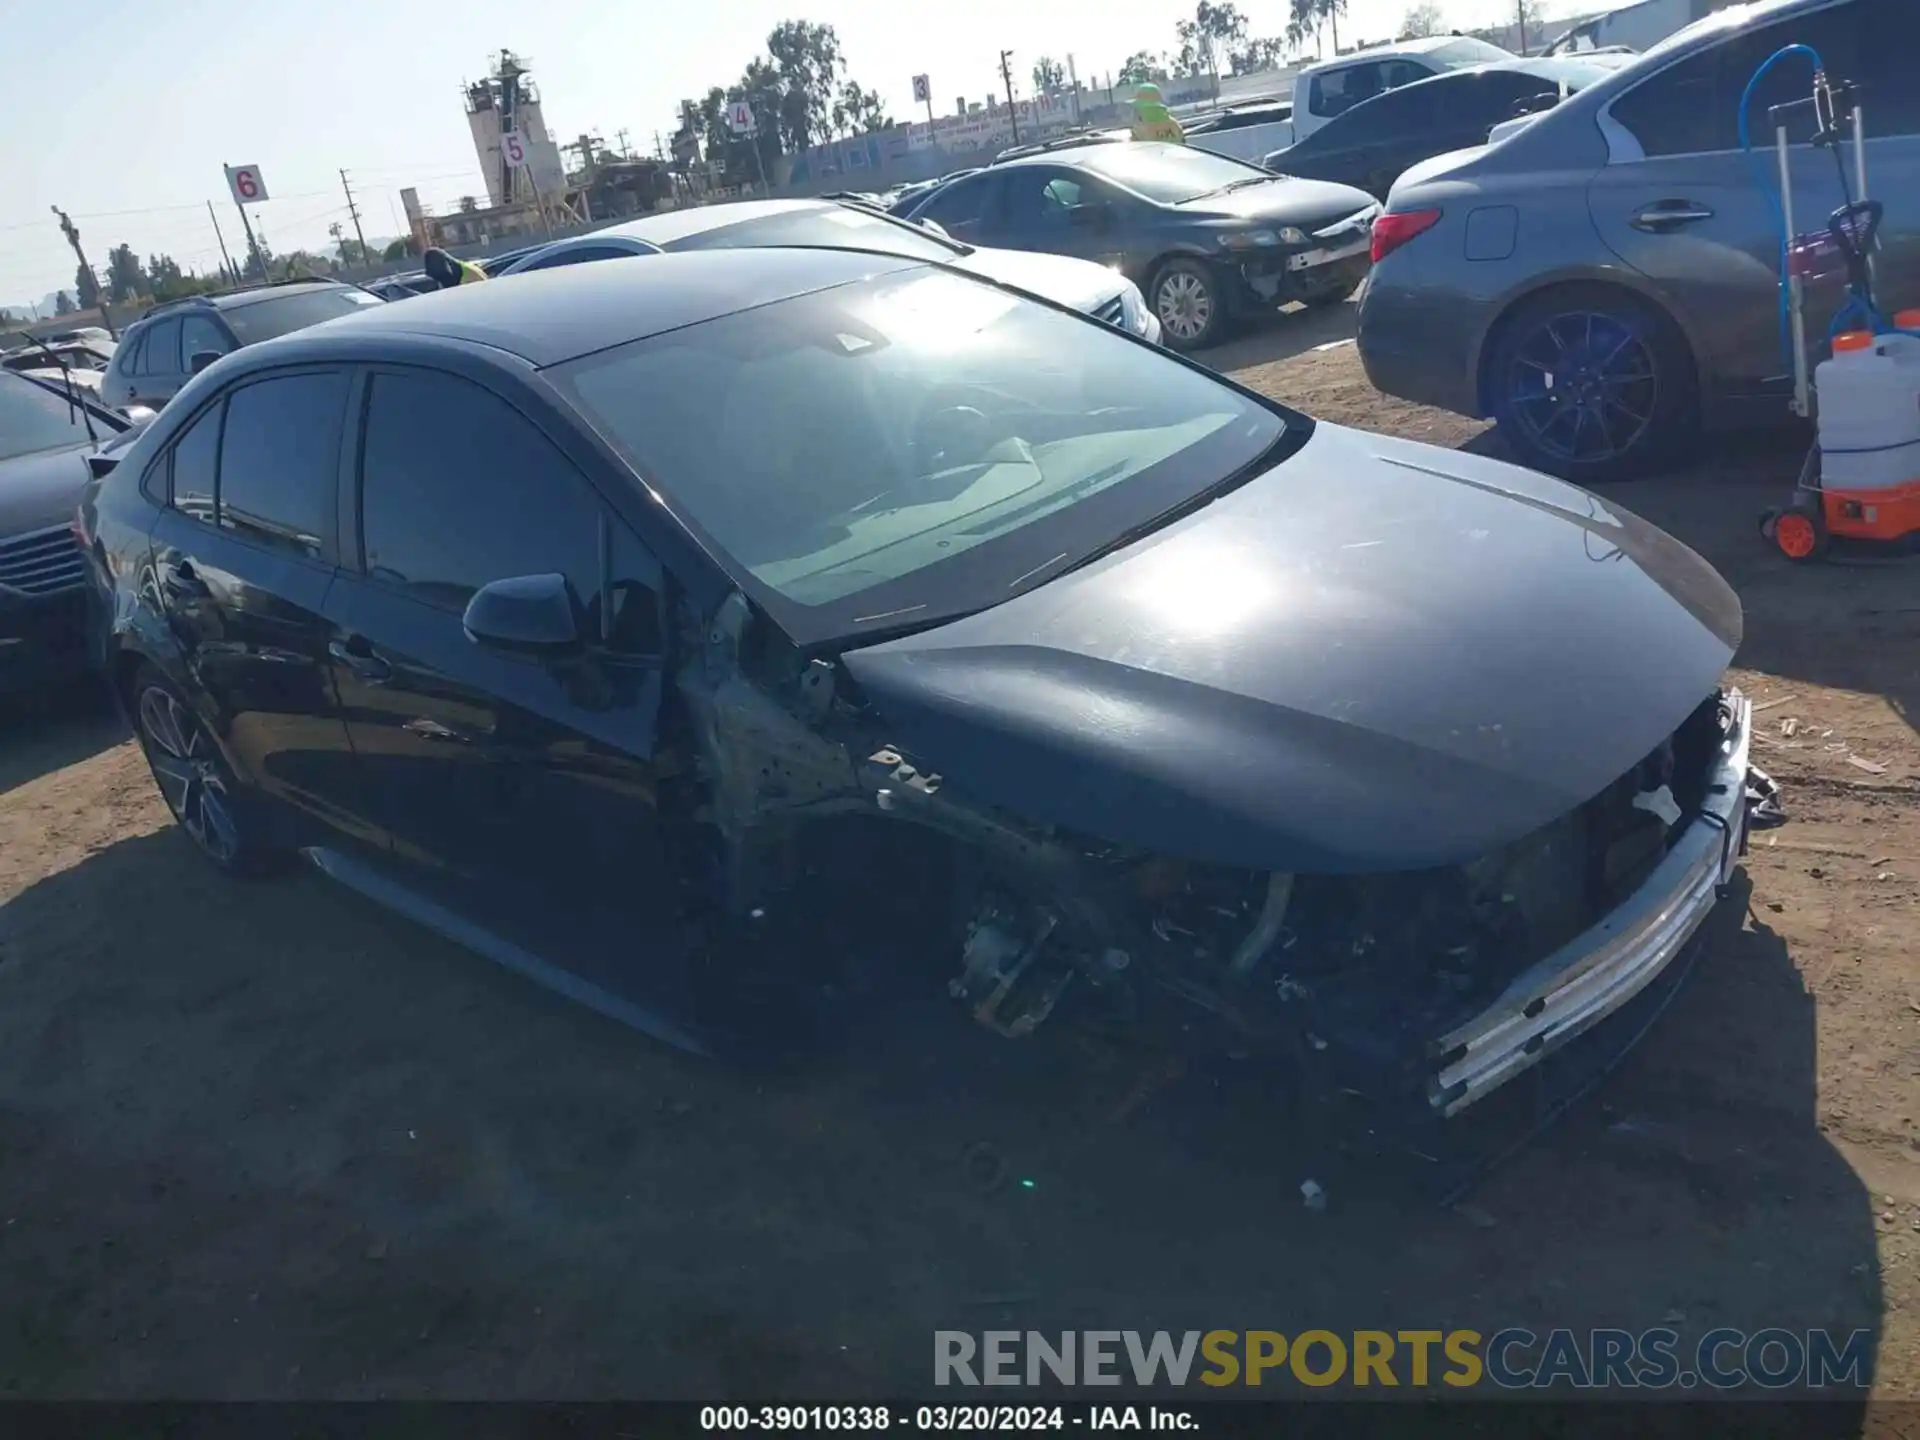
224 164 269 205
502 132 529 168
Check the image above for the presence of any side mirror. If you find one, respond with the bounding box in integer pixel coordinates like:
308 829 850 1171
189 350 222 375
463 573 583 656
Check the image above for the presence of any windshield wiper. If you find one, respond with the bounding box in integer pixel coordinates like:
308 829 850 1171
12 329 99 447
1057 428 1300 578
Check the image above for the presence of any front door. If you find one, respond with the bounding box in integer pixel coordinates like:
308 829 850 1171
143 369 375 849
322 365 686 1016
992 165 1130 266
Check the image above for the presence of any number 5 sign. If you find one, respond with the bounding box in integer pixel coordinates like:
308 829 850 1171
224 164 269 205
502 131 529 168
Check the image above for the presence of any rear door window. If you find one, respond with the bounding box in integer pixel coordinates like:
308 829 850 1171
139 318 182 376
216 371 348 560
168 401 223 523
913 174 1000 242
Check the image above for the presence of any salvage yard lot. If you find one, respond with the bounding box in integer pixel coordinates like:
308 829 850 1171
3 307 1918 1400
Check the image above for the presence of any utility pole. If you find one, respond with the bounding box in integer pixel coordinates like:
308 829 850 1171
999 49 1020 144
339 170 370 267
616 127 634 158
1067 54 1082 126
50 206 115 337
206 201 238 286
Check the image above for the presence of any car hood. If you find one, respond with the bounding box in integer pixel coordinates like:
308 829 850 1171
840 423 1741 874
952 246 1123 313
0 442 95 538
1174 176 1377 228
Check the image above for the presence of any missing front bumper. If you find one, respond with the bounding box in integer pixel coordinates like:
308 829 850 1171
1428 691 1754 1117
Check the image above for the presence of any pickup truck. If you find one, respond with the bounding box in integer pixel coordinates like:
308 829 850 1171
1185 33 1515 165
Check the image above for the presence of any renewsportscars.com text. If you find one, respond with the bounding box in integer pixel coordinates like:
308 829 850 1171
934 1328 1872 1390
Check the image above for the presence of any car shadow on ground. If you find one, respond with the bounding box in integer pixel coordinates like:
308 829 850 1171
1460 424 1919 741
1203 298 1358 376
0 682 125 798
0 819 1881 1404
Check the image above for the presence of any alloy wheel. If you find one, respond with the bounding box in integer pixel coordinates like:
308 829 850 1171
1505 310 1659 467
137 685 240 864
1155 270 1214 343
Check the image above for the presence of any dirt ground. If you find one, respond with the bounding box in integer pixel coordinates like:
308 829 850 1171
2 303 1918 1404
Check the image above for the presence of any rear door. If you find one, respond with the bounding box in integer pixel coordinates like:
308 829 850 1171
1588 0 1918 401
144 367 375 847
323 365 685 1002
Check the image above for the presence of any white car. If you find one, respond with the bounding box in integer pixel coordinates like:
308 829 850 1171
495 198 1162 345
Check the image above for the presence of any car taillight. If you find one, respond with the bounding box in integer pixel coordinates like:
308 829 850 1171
1370 208 1441 265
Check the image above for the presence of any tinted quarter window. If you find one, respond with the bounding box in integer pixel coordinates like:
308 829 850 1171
358 370 600 612
140 318 181 375
216 372 347 560
915 176 996 239
170 401 222 523
1611 2 1866 156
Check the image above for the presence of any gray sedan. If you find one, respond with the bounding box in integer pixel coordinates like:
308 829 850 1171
1357 0 1919 482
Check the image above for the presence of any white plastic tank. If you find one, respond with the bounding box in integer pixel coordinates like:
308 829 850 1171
1816 323 1920 493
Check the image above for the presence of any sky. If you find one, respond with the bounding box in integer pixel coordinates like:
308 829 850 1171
3 0 1567 310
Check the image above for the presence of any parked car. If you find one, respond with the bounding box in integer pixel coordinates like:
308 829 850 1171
886 170 982 216
896 142 1379 349
0 370 143 698
4 339 115 374
1184 35 1518 164
79 249 1757 1124
1358 0 1920 482
496 197 1163 345
101 279 385 411
1263 57 1633 199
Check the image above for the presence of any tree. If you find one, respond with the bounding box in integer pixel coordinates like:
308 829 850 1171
55 291 75 316
1176 2 1248 80
832 80 889 135
327 221 369 268
1229 36 1287 73
765 19 844 152
1031 56 1065 95
1398 1 1445 39
105 243 146 304
1317 0 1350 55
457 195 479 213
0 307 12 325
1117 51 1162 86
73 262 102 312
1287 0 1322 57
383 238 409 262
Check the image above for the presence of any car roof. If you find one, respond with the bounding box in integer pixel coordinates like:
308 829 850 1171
581 198 844 248
131 279 352 325
290 245 929 367
1297 34 1482 76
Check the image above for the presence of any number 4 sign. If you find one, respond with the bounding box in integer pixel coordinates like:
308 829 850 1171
224 164 268 206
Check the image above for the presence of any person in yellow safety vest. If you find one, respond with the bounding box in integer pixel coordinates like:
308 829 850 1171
1130 82 1186 145
423 246 489 290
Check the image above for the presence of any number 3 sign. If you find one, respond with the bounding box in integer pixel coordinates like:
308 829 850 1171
224 164 269 206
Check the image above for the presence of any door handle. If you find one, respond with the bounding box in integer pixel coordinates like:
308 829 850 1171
1631 201 1716 233
328 636 392 683
159 560 210 599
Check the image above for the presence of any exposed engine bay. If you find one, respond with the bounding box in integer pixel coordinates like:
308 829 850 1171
670 589 1747 1117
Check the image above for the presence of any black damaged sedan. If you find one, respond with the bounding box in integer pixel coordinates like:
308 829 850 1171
77 248 1758 1122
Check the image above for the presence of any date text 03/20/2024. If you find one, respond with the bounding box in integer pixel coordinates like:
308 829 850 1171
699 1405 1194 1431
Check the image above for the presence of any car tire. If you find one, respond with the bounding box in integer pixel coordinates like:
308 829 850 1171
1149 257 1227 352
129 663 286 877
1486 285 1697 484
